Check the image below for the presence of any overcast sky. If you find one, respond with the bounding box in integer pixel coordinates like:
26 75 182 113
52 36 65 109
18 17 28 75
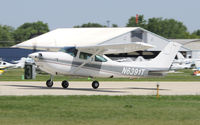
0 0 199 32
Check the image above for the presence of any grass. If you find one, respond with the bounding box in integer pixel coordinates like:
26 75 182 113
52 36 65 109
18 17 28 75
0 68 200 81
0 96 200 125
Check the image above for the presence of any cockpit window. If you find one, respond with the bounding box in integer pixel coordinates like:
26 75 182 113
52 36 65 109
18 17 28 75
3 62 6 65
79 52 92 60
95 55 107 62
60 47 78 57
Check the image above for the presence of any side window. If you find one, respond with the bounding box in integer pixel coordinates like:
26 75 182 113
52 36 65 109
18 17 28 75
95 55 107 62
79 52 92 60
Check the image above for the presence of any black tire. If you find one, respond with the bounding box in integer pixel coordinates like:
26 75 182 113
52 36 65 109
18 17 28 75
46 79 53 88
92 81 99 89
62 80 69 88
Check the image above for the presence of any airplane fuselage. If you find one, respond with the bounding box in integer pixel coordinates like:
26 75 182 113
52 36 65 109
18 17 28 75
33 52 151 78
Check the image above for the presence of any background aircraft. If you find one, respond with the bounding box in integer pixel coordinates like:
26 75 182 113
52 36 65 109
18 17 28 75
171 52 200 70
0 58 27 75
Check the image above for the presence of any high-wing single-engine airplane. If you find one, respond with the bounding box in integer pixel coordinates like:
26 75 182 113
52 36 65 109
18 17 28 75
28 42 181 89
0 60 16 75
0 58 26 75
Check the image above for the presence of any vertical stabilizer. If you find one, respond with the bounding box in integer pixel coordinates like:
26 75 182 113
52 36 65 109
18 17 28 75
149 42 181 69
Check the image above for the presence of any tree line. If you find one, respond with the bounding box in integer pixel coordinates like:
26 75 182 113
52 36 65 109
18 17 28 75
0 21 49 47
75 15 200 39
0 15 200 47
126 15 200 39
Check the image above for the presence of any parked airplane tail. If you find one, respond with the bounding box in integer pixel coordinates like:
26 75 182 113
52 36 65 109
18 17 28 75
149 42 182 70
177 52 185 60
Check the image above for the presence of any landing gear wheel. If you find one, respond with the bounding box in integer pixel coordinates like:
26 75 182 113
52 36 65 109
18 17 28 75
92 81 99 89
62 80 69 88
46 79 53 88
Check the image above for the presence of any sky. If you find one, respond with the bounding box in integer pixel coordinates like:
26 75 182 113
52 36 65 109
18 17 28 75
0 0 199 32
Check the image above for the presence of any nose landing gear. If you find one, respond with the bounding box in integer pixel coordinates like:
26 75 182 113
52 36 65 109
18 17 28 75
46 80 53 87
46 75 54 88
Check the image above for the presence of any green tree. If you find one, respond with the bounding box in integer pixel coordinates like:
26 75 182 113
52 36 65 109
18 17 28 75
112 24 118 27
0 25 14 41
14 21 49 43
0 25 15 47
74 22 106 28
192 30 200 37
126 15 147 28
147 18 189 38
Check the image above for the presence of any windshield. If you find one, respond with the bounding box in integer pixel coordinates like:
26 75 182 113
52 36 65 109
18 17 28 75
60 47 78 57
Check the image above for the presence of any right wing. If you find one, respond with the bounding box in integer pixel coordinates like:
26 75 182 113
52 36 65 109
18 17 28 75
77 42 154 55
13 41 154 54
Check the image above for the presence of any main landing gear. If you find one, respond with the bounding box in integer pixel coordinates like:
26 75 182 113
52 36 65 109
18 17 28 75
61 80 69 88
46 75 100 89
46 79 69 88
92 80 99 89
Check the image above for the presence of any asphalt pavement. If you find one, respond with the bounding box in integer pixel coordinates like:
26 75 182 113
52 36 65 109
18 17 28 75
0 81 200 96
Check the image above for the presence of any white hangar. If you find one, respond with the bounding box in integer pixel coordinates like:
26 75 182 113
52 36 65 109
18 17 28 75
13 27 200 59
170 39 200 59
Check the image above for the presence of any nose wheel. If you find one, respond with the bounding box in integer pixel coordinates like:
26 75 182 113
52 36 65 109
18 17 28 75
46 75 54 88
92 81 99 89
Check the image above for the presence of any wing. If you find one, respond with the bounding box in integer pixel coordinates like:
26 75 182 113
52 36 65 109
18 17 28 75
12 44 61 51
13 41 154 54
77 42 154 54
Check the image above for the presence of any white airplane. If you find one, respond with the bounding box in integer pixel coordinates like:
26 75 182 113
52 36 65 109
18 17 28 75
170 52 200 70
170 52 192 70
0 58 27 75
0 60 14 75
28 42 181 89
0 60 15 69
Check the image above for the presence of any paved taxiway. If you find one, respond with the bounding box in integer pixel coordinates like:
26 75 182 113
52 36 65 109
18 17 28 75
0 81 200 96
